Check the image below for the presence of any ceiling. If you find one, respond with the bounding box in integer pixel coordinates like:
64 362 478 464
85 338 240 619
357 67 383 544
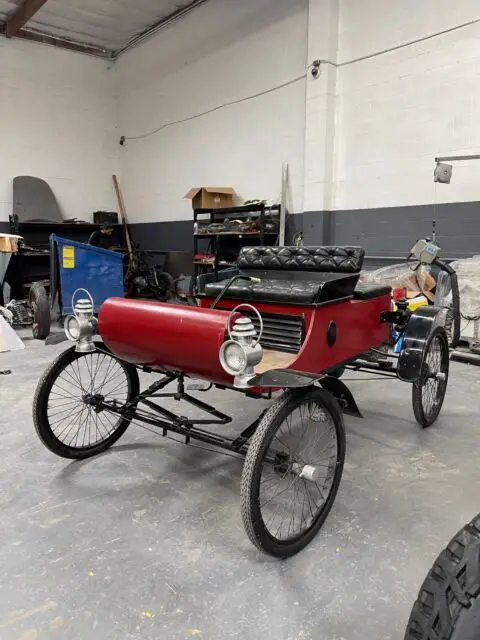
0 0 207 57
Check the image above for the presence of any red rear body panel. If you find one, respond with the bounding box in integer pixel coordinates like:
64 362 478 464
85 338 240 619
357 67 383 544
199 296 391 374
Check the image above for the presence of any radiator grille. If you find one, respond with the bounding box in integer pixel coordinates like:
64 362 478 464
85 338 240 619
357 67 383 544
222 309 305 354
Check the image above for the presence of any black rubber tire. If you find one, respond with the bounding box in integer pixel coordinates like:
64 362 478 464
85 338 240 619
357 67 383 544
405 514 480 640
156 271 175 290
155 271 175 301
29 283 51 340
412 326 449 428
448 271 461 349
33 343 140 460
240 387 346 558
444 304 461 350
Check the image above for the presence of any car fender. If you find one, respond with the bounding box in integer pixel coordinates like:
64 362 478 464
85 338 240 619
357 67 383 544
245 369 363 418
397 305 447 383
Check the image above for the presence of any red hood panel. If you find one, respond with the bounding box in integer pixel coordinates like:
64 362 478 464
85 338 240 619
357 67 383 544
98 298 233 383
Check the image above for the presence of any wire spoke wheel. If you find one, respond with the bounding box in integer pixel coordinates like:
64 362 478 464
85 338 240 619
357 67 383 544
241 388 345 558
33 343 139 459
412 326 449 428
444 305 455 346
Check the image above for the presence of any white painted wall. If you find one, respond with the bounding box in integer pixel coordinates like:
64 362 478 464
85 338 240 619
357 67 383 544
336 0 480 210
116 0 308 223
0 37 118 224
303 0 339 213
3 0 478 227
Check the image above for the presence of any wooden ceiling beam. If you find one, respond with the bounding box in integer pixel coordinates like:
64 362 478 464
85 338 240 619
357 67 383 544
6 0 49 38
0 23 111 58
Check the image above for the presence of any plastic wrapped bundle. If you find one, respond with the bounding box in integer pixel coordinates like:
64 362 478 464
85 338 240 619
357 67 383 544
445 255 480 320
359 263 436 300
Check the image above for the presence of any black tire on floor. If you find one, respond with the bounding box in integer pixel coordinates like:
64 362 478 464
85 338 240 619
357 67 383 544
405 514 480 640
240 387 346 558
412 326 449 428
29 283 51 340
33 343 140 460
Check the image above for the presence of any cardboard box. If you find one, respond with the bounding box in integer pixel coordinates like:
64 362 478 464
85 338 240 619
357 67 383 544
185 187 236 210
0 234 22 253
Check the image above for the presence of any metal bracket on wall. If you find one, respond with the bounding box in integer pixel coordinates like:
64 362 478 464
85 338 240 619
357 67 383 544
435 154 480 162
432 153 480 238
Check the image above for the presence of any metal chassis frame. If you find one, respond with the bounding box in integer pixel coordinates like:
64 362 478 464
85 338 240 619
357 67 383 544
92 347 404 458
346 355 400 379
94 372 268 455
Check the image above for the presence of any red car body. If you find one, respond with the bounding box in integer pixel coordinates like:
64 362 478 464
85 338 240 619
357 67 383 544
98 294 391 390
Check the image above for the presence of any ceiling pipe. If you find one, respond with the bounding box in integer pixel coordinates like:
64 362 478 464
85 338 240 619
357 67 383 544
0 23 112 58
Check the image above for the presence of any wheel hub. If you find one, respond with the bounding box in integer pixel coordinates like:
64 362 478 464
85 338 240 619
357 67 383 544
273 452 290 475
273 452 320 482
83 393 105 413
424 366 446 381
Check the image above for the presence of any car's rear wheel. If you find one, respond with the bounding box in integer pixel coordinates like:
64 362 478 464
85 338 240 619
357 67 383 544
412 326 449 428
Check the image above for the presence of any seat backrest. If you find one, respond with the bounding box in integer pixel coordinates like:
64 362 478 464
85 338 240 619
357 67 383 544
237 246 365 274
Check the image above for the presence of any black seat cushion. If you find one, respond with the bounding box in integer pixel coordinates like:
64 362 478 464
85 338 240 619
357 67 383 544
205 279 320 304
354 284 392 300
238 246 365 273
205 272 360 305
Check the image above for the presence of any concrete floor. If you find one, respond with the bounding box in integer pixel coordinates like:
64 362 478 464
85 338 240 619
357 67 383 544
1 333 480 640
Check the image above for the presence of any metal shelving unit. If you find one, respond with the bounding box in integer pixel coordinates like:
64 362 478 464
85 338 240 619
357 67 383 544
192 203 280 289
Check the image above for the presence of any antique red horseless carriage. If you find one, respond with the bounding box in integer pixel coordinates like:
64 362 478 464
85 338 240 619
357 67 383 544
33 244 451 557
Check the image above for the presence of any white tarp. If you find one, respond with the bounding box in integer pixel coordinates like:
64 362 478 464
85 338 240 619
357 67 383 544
0 314 25 353
447 256 480 320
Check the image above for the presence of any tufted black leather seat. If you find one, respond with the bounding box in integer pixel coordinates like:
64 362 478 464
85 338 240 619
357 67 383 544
204 246 372 305
237 246 365 273
205 273 360 305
